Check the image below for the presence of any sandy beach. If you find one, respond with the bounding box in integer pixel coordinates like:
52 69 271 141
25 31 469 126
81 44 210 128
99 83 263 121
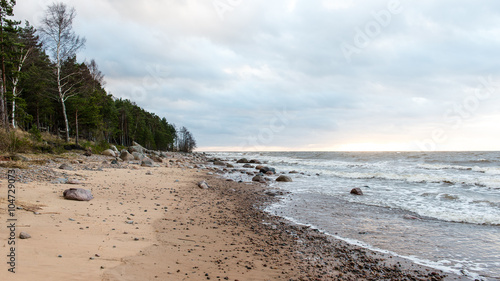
1 153 469 280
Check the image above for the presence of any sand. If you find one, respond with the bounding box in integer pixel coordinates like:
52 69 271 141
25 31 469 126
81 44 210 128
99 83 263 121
0 153 468 280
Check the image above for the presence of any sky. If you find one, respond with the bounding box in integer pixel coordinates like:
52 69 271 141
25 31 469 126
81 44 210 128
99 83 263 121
13 0 500 151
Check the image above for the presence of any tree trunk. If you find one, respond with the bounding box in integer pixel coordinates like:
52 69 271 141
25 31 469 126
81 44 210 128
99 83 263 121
75 109 79 145
61 98 70 142
11 85 16 128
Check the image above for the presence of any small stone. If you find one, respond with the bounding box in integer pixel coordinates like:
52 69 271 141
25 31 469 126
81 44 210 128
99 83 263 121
58 255 62 258
126 220 134 224
19 232 31 239
59 164 74 171
350 188 364 196
198 181 210 189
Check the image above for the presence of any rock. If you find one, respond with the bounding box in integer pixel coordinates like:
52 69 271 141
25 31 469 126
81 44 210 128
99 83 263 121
53 178 69 184
111 160 119 165
243 164 254 168
102 149 116 157
132 152 145 161
151 155 163 163
110 145 119 153
214 161 226 166
141 158 156 167
132 141 143 147
19 232 31 239
63 188 93 201
226 164 234 168
255 165 264 170
252 175 266 182
129 145 144 154
276 175 293 182
289 170 299 174
259 167 276 174
84 148 92 157
198 181 210 189
350 188 363 196
67 179 82 185
237 158 249 163
120 151 135 161
160 152 168 158
249 159 261 164
59 164 74 171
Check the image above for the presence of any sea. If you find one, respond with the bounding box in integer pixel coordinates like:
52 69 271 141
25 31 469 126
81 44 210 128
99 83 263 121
206 151 500 280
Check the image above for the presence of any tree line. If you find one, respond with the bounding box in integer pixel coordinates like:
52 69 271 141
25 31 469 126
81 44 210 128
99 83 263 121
0 1 197 152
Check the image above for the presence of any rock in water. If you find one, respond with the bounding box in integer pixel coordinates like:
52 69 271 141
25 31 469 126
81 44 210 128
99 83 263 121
63 188 94 201
259 167 276 174
102 149 116 157
350 188 363 196
198 181 210 189
237 158 249 163
19 232 31 239
252 175 266 182
276 175 293 182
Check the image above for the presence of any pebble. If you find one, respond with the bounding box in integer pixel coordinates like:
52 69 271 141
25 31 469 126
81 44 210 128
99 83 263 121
19 232 31 239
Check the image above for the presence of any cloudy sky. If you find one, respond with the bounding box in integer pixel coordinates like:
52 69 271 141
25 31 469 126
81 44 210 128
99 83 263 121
14 0 500 151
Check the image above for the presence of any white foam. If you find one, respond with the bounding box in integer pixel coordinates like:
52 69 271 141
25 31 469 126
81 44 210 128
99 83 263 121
265 210 483 280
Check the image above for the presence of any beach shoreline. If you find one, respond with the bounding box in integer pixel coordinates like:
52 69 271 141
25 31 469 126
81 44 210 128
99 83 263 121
1 152 469 280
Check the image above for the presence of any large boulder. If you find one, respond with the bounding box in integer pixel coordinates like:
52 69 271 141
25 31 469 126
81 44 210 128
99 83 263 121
102 149 116 157
132 152 145 161
132 141 143 147
129 145 144 154
276 175 293 182
120 150 135 161
63 188 93 201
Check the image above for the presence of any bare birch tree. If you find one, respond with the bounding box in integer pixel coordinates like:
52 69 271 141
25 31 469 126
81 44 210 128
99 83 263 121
11 23 38 128
39 2 85 142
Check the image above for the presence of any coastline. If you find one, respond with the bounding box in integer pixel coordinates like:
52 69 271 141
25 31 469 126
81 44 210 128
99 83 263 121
1 152 469 280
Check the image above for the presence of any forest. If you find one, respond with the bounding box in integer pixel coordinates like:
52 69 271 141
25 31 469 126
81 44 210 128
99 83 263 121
0 1 196 153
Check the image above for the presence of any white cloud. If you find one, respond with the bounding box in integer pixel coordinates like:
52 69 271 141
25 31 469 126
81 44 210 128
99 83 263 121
13 0 500 151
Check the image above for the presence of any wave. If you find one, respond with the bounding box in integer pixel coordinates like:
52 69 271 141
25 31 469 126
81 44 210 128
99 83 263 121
418 163 500 175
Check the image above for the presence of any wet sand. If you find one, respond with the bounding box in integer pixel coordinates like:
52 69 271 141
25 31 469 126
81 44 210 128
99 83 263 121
0 153 469 280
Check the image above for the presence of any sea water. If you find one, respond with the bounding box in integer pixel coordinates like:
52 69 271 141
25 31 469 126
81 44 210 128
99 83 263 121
208 151 500 280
